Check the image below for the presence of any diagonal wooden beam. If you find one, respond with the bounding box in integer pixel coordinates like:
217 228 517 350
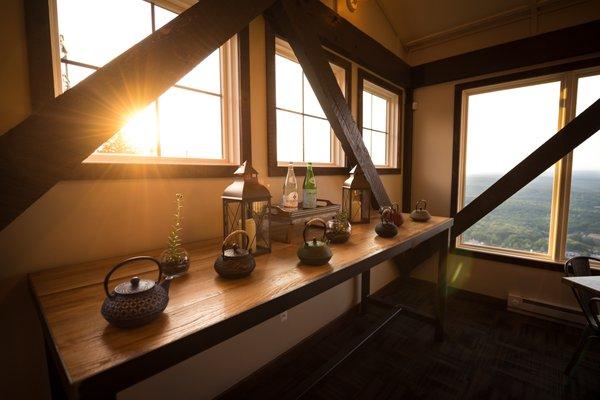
267 0 391 208
280 0 411 88
0 0 276 231
453 98 600 238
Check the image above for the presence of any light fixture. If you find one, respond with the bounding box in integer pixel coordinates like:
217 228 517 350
346 0 358 12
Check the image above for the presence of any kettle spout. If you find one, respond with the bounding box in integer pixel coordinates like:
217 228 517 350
160 276 173 294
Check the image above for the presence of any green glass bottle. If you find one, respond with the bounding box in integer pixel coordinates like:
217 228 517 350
303 162 317 209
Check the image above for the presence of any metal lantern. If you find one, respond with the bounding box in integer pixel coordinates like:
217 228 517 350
342 165 371 224
222 161 271 255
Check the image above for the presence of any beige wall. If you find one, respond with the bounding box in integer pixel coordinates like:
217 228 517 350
0 1 403 399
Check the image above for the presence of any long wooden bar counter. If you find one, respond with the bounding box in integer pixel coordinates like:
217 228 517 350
29 214 453 399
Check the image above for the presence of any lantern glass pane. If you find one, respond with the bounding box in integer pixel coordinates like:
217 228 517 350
248 200 271 254
342 188 350 218
350 189 364 223
224 200 243 239
361 189 371 222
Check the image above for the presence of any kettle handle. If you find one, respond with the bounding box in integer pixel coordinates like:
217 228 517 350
415 199 427 211
380 206 393 222
222 230 251 255
303 218 327 244
103 256 162 299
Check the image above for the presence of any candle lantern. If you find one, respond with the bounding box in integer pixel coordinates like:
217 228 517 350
342 165 371 224
222 161 271 255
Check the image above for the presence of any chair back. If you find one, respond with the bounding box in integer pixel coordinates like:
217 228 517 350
565 256 600 330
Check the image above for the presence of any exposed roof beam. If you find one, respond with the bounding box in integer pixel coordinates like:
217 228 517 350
411 19 600 87
299 0 411 88
0 0 276 231
267 0 391 208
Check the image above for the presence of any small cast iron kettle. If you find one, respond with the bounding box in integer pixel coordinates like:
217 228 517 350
101 256 172 328
297 218 332 266
410 199 431 222
375 207 398 238
390 202 404 227
214 230 256 279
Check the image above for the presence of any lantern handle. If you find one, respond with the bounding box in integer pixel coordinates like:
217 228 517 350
303 218 327 244
222 230 251 255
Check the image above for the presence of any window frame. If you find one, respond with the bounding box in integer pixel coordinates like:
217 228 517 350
265 22 352 177
450 56 600 271
357 68 403 173
43 0 251 179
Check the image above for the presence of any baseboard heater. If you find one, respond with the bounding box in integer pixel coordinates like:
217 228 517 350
507 293 585 325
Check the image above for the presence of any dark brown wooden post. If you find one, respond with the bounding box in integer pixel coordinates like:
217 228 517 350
267 0 392 208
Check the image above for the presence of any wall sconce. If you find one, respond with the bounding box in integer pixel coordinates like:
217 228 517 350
346 0 358 12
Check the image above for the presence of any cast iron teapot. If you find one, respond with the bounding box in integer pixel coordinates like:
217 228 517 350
214 230 256 279
101 256 172 328
410 199 431 222
297 218 332 266
375 207 398 238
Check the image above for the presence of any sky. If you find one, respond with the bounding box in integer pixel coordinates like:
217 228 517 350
465 76 599 176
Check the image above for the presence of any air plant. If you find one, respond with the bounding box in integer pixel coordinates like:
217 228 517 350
164 193 185 264
331 211 350 233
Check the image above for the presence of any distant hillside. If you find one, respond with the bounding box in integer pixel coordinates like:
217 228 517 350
462 171 600 258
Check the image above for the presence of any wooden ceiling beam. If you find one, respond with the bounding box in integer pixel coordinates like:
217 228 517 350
0 0 276 231
453 98 600 238
267 0 391 208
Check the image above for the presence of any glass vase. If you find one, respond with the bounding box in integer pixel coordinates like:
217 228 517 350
325 218 352 244
159 248 190 278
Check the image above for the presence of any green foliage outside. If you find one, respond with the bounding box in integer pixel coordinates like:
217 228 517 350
463 172 600 258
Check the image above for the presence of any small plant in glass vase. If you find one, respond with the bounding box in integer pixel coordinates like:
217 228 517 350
326 211 352 244
160 193 190 278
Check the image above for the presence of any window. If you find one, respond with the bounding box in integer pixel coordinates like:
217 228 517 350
54 0 241 166
566 73 600 259
266 28 351 176
358 69 402 171
274 38 348 167
454 64 600 263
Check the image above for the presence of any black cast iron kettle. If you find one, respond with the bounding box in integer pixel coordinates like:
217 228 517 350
375 207 398 238
297 218 333 266
214 230 256 279
101 256 172 328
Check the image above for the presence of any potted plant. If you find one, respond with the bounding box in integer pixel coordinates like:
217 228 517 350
325 211 352 244
160 193 190 277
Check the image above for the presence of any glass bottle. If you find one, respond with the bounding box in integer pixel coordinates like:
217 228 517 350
283 162 299 209
303 162 317 209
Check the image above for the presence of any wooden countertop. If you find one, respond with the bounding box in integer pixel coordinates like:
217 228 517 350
29 215 452 387
562 275 600 296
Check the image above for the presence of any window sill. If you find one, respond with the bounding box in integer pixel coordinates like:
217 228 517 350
268 165 402 177
451 246 564 272
66 163 240 180
268 165 350 177
376 167 402 175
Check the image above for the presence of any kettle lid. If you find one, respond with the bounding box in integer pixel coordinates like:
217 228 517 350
305 238 327 248
114 276 155 295
223 244 250 258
